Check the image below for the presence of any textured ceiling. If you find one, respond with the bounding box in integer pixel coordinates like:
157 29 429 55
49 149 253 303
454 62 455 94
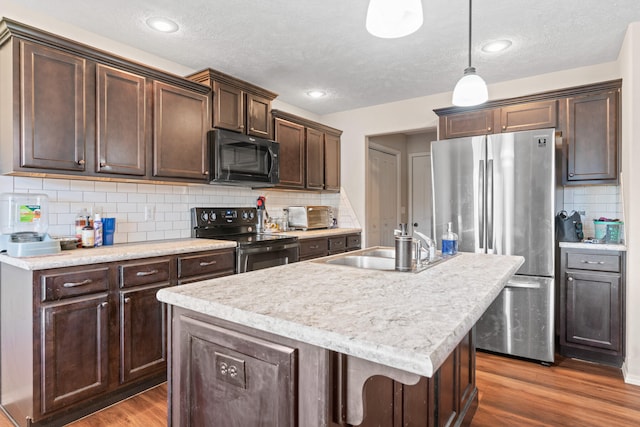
8 0 640 115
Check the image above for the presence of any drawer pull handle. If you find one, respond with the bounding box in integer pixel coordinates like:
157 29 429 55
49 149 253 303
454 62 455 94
309 245 319 249
582 260 605 265
200 260 217 266
63 279 93 288
136 269 158 277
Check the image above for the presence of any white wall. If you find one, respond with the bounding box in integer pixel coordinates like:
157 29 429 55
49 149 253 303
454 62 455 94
619 22 640 385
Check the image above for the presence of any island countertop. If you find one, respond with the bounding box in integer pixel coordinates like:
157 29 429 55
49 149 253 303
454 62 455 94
157 252 523 378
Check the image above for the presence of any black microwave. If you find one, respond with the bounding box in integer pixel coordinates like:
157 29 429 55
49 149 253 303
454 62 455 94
209 129 279 187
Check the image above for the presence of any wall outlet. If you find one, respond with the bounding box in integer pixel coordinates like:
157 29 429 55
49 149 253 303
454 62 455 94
144 205 156 221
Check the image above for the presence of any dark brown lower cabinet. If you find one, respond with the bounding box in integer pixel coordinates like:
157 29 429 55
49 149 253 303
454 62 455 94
119 284 168 383
0 249 234 427
41 294 110 414
169 307 477 427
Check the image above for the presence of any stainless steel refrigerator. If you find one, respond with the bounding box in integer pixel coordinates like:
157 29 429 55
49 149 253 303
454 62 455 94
431 128 555 363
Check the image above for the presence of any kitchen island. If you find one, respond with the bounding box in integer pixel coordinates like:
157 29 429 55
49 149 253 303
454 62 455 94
157 251 523 426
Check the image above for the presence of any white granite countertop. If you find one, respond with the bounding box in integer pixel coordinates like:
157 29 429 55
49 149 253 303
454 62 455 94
157 251 523 378
0 239 237 270
559 241 627 251
280 228 361 239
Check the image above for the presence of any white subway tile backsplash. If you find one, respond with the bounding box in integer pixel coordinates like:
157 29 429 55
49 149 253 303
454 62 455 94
561 184 623 240
1 177 360 244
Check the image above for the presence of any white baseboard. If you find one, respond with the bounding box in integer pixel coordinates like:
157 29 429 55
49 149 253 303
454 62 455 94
622 361 640 385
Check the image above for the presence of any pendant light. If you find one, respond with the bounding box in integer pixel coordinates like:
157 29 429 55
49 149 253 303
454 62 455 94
452 0 488 106
366 0 423 39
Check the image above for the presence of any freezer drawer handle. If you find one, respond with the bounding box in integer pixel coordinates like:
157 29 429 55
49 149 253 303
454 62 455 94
506 280 541 289
582 260 605 265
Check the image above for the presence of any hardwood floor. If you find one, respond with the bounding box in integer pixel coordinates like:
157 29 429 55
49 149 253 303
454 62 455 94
0 352 638 426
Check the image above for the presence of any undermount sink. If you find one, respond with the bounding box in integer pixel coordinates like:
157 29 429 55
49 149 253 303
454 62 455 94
314 246 455 273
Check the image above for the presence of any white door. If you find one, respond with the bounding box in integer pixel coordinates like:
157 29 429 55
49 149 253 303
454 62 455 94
409 153 433 238
367 147 398 247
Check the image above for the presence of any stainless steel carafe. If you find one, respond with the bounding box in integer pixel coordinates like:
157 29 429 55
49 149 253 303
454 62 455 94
395 224 413 271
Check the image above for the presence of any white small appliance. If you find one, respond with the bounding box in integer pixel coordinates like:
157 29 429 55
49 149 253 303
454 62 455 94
0 193 60 257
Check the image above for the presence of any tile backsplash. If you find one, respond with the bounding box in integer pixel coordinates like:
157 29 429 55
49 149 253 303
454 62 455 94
0 176 360 244
561 185 624 239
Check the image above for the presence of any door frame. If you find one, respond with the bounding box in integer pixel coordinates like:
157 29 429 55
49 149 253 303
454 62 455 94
408 151 432 238
366 142 402 247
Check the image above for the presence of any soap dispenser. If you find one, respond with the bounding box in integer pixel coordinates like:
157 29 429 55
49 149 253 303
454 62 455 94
441 222 458 256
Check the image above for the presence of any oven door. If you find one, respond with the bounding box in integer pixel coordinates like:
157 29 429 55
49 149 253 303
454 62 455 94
237 241 299 273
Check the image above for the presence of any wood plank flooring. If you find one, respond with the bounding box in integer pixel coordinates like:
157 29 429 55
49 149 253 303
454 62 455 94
1 352 638 426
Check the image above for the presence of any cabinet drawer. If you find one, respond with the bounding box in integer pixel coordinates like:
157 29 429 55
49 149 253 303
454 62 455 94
328 236 346 253
178 250 235 279
298 238 328 258
119 258 172 288
346 234 361 250
41 267 110 301
566 252 620 272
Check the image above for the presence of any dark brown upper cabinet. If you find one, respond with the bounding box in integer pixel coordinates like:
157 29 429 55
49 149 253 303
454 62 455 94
19 41 88 172
324 132 341 192
436 100 557 140
188 68 277 139
274 118 306 188
96 64 146 176
0 18 212 183
152 81 210 181
272 110 342 192
435 80 621 186
561 87 619 185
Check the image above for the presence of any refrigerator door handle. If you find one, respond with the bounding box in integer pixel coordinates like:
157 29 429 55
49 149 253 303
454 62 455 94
487 159 494 250
478 160 485 249
506 280 541 289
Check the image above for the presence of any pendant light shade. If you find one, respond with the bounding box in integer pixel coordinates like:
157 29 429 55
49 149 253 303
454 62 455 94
452 0 488 106
366 0 423 39
452 67 488 106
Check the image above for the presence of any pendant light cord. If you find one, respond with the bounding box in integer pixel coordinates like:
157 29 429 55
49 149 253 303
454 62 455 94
468 0 472 68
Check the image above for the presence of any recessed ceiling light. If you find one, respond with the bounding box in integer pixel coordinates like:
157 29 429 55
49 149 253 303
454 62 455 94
482 39 512 53
306 90 327 98
146 17 179 33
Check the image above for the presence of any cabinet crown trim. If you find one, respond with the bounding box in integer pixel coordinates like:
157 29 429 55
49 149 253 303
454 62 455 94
0 18 211 94
187 68 278 100
272 109 343 136
434 79 622 116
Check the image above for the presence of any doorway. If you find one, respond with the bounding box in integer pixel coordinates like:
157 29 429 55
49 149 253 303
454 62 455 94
409 152 433 237
367 144 400 247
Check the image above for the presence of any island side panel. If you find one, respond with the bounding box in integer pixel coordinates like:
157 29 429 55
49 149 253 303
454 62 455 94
170 307 331 427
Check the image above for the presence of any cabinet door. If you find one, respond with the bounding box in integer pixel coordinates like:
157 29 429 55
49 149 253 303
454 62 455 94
120 283 168 383
563 89 618 184
565 271 622 352
20 41 87 171
274 118 305 188
499 100 557 133
439 109 494 139
96 64 146 175
246 93 271 138
306 128 325 189
175 315 296 426
153 81 210 180
213 81 244 132
41 294 109 414
324 133 341 192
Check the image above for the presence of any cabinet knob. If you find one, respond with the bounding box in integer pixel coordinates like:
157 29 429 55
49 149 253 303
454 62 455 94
100 162 106 167
568 277 573 281
100 302 108 308
239 125 245 129
502 125 506 130
487 127 492 131
77 159 85 166
250 127 255 132
124 297 131 304
203 170 209 176
569 173 575 177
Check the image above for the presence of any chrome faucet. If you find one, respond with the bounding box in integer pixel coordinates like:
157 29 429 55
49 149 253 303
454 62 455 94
413 230 436 266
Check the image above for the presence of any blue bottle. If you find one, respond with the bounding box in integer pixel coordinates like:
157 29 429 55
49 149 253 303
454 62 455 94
441 222 458 256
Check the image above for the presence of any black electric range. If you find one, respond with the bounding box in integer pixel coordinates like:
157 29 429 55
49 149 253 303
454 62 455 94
191 207 299 272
